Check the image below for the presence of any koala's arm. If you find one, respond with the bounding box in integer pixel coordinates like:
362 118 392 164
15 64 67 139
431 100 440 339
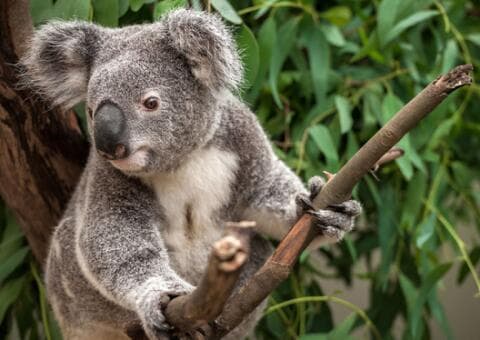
241 156 306 240
75 179 192 335
241 150 361 246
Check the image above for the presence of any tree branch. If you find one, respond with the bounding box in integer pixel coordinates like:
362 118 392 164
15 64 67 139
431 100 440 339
210 64 473 337
165 222 254 334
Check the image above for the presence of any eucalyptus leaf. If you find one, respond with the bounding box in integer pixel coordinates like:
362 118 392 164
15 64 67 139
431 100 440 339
383 10 438 45
0 247 29 282
154 0 187 20
0 277 25 323
211 0 242 24
53 0 91 20
334 95 353 134
236 25 259 89
93 0 119 27
129 0 144 12
309 125 339 163
306 25 330 105
269 17 300 107
411 263 452 338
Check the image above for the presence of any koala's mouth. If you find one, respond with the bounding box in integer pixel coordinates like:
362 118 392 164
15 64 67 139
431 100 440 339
109 147 149 173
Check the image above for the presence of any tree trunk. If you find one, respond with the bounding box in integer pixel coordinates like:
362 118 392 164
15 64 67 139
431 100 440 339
0 0 88 264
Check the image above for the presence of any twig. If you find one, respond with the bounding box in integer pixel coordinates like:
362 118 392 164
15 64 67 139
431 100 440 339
211 64 473 337
164 222 254 336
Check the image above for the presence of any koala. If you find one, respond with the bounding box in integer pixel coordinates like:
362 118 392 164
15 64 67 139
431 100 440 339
22 9 361 340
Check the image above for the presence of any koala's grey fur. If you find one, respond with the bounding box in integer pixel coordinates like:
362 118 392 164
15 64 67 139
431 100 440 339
22 9 361 340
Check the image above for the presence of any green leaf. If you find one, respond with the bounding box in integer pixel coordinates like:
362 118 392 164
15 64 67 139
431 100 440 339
344 235 357 263
245 16 275 104
93 0 119 27
377 0 400 44
428 118 455 149
30 0 54 24
399 273 417 317
457 246 480 284
467 33 480 47
346 132 359 159
321 24 346 47
211 0 242 24
0 277 25 323
381 92 403 124
306 25 330 105
428 291 453 340
300 334 328 340
441 39 458 74
402 171 427 228
309 125 339 163
411 263 452 338
153 0 187 20
269 17 299 107
0 247 29 282
329 314 357 339
396 155 413 180
236 25 259 89
383 10 438 45
415 213 436 248
118 0 129 17
129 0 144 12
377 187 397 285
53 0 91 20
334 95 353 134
320 6 352 26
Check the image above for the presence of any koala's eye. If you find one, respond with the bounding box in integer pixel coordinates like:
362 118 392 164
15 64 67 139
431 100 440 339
87 107 93 119
142 97 159 111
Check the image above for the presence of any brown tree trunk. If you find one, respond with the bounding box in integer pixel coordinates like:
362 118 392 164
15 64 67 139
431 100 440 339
0 0 88 264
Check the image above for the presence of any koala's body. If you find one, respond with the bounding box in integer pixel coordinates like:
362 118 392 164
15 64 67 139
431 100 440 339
23 9 361 340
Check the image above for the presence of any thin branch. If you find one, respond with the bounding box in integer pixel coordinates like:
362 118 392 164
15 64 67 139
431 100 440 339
164 222 254 335
211 64 473 337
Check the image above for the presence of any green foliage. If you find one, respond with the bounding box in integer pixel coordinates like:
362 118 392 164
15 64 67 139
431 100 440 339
3 0 479 338
0 208 61 340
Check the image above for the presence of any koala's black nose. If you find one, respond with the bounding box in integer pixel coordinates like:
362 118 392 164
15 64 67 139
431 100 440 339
93 102 129 160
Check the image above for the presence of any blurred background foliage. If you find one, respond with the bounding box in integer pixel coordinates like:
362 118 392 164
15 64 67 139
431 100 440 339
1 0 479 339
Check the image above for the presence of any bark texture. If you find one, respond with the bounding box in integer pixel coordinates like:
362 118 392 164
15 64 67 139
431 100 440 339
0 0 88 263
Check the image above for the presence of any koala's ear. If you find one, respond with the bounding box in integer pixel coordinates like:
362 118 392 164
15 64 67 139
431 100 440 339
21 21 102 108
165 9 242 92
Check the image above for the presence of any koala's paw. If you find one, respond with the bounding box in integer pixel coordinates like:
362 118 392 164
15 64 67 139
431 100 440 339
296 176 362 243
136 280 194 339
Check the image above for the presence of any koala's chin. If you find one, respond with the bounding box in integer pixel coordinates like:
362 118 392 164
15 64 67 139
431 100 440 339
107 148 186 177
109 148 150 174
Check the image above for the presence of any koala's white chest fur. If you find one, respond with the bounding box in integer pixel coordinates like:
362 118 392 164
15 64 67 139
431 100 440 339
147 147 238 283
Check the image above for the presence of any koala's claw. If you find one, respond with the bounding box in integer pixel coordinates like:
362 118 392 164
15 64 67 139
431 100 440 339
296 176 362 243
138 281 195 339
307 176 326 199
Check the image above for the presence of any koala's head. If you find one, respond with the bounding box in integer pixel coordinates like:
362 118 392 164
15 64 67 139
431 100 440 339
22 9 242 175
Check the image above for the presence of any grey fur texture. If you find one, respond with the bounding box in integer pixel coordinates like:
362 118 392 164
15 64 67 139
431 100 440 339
22 9 361 339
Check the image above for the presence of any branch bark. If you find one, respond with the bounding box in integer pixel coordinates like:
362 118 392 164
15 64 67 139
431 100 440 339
164 64 472 338
0 0 88 263
165 222 254 333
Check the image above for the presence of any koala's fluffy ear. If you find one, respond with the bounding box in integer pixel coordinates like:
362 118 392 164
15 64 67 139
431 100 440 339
21 21 101 108
165 9 243 92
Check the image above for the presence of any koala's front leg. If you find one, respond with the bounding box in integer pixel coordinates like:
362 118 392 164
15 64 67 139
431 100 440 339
77 211 193 339
133 271 194 339
296 176 362 246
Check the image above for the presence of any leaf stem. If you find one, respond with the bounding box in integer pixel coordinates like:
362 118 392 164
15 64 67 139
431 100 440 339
426 203 480 297
265 295 381 339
